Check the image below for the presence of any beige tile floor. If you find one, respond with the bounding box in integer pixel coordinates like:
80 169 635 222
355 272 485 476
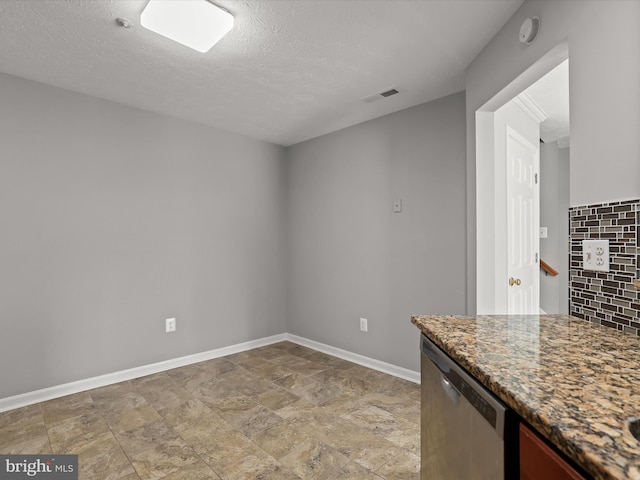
0 341 420 480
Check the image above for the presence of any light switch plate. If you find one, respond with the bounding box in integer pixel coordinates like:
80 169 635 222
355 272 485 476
539 227 548 239
166 317 176 333
582 239 609 272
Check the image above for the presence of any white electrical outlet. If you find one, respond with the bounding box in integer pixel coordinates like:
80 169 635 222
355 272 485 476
582 240 609 272
165 317 176 333
359 317 368 332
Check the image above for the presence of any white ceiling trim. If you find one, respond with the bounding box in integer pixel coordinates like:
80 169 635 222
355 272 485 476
513 92 549 124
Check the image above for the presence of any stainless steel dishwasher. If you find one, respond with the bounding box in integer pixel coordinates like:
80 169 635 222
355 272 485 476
421 334 517 479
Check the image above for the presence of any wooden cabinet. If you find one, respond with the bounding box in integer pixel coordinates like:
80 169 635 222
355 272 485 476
520 423 587 480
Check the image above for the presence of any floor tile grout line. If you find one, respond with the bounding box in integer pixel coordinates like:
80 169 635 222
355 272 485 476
127 380 226 480
38 403 55 456
88 389 140 480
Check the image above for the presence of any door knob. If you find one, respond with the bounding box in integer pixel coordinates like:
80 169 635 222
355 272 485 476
509 277 521 286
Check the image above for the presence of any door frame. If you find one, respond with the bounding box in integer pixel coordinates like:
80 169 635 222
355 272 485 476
475 44 568 315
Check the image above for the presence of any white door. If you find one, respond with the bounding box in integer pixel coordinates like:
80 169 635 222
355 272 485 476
506 126 539 314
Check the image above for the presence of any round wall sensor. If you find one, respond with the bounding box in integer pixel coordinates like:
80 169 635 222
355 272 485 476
519 16 540 45
116 17 133 29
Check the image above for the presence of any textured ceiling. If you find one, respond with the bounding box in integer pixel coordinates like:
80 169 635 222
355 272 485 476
0 0 524 146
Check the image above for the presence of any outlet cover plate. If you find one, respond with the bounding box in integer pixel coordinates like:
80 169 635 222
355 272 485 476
582 239 609 272
359 317 368 332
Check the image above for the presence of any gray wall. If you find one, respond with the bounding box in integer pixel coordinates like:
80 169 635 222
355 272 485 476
287 93 467 371
465 0 640 312
0 73 288 398
539 142 570 314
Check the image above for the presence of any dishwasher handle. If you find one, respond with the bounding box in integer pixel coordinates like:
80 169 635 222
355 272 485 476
421 337 452 374
423 338 462 403
440 375 461 405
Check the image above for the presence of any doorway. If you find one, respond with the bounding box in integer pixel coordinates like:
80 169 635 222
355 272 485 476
476 48 570 315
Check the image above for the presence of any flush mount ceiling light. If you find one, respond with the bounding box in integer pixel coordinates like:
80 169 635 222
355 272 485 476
140 0 233 53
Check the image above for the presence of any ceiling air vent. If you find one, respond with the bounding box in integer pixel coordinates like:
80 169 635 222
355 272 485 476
362 87 401 104
380 88 399 97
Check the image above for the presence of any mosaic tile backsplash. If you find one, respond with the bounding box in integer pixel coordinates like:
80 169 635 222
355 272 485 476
570 199 640 333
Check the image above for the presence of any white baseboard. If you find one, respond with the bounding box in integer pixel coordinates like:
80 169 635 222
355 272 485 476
0 332 419 413
285 333 420 384
0 333 287 413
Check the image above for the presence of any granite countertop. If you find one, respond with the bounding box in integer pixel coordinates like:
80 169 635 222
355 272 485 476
412 314 640 480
